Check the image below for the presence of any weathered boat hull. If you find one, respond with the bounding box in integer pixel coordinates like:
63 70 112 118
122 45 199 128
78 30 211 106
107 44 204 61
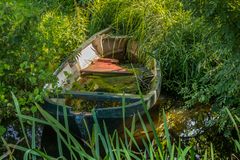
43 90 160 138
42 27 161 139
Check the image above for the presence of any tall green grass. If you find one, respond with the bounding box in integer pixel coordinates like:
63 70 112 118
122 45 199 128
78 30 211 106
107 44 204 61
88 0 204 92
1 94 239 159
88 0 230 93
87 0 240 136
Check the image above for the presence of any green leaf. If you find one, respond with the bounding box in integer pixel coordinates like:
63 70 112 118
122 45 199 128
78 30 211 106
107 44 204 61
0 125 6 136
163 110 172 155
31 106 38 113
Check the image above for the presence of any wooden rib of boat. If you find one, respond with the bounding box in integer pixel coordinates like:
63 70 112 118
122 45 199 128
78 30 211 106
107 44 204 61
42 28 161 139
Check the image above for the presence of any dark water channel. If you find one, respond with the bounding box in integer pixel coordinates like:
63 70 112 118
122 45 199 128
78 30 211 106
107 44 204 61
0 95 233 158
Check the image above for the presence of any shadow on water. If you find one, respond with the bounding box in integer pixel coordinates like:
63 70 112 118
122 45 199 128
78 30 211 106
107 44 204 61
0 95 233 158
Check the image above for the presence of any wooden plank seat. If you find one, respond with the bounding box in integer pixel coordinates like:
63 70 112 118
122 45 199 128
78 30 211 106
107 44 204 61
80 58 133 75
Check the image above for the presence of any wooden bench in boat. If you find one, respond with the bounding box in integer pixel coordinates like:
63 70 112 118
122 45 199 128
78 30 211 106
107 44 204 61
80 58 133 75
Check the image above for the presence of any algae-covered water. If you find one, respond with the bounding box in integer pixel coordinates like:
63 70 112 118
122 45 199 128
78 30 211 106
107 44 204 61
66 74 141 112
71 64 153 94
73 75 139 93
66 63 153 112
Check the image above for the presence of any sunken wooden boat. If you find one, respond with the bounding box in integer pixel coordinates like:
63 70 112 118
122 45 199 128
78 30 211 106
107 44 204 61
43 28 161 139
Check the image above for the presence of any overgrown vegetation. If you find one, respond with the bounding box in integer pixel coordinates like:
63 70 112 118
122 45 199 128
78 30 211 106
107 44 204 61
0 0 240 159
0 0 88 120
1 95 239 159
88 0 240 135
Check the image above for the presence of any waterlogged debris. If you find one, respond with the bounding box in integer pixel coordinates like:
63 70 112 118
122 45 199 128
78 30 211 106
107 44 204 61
0 120 43 159
72 75 139 94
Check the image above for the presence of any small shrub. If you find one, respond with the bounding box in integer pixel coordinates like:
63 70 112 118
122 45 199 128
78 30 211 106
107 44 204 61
0 0 88 120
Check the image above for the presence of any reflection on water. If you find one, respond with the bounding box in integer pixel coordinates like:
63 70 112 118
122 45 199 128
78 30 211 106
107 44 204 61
132 96 212 145
2 121 42 146
41 96 200 157
167 105 211 138
1 120 43 158
132 96 232 158
0 95 232 158
4 123 21 142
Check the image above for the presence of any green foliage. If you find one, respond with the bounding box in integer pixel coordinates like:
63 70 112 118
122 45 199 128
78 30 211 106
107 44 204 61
2 96 239 159
89 0 224 92
0 125 6 137
0 96 195 159
88 0 240 134
182 0 240 51
0 0 88 120
179 0 240 133
0 0 239 152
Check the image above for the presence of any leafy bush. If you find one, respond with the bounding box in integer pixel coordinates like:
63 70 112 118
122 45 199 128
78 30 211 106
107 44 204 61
182 0 240 51
0 0 88 120
179 0 240 133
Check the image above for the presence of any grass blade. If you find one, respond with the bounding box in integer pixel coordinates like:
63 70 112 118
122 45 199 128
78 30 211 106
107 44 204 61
31 113 36 160
132 64 163 152
226 108 240 140
11 93 30 148
125 128 142 153
103 122 114 160
163 110 172 155
121 93 128 146
210 143 214 160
